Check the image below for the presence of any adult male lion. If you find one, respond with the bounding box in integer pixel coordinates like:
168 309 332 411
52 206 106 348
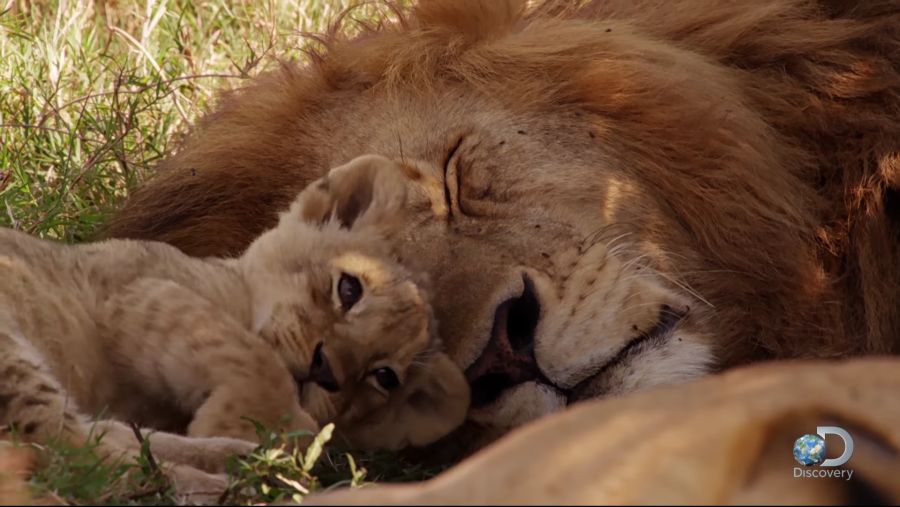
106 0 900 449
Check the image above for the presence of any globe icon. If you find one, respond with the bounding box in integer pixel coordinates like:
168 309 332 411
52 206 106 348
793 434 826 466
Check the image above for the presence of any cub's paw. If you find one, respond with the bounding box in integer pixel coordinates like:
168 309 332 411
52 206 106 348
166 464 230 505
93 420 258 474
146 433 259 474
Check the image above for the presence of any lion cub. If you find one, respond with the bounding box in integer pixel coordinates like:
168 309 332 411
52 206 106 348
0 155 469 469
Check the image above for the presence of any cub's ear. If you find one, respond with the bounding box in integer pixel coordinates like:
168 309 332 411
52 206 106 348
338 352 471 451
286 155 408 233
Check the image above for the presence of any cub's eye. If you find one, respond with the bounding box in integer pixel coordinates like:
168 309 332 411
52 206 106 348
337 273 363 310
372 367 400 391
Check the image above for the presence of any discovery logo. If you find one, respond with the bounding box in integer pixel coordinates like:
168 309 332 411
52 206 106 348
792 426 854 480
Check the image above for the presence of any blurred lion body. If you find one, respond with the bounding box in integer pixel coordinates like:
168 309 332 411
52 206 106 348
305 357 900 505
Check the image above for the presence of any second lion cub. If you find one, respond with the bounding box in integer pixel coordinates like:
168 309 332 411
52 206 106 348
0 155 469 470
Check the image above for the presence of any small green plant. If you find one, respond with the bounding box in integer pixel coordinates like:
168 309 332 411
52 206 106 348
26 426 177 505
219 421 367 505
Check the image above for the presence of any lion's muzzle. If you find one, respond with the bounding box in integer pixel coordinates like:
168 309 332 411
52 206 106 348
465 274 552 408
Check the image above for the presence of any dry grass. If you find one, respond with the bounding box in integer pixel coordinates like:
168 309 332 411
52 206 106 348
0 0 403 242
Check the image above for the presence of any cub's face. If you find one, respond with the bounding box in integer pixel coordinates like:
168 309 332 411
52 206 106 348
316 252 432 404
240 155 470 450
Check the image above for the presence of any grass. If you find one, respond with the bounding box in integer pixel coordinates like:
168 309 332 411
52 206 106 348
2 419 440 505
0 0 434 504
27 428 175 505
0 0 405 242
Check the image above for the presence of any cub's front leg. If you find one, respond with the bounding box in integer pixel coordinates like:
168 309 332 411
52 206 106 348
101 278 318 445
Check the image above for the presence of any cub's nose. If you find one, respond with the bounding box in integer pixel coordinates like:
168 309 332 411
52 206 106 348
309 342 340 393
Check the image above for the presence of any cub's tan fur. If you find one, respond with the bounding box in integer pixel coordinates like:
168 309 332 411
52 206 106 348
0 155 469 481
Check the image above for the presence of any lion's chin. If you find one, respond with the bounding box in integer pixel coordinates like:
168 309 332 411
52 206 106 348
467 380 567 430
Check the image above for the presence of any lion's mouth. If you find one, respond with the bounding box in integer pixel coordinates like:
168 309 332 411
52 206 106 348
465 277 687 409
565 304 688 404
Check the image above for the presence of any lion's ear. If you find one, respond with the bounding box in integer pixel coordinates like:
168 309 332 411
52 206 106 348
338 352 471 451
287 155 408 234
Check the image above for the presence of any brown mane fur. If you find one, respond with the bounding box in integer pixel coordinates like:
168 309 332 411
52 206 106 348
105 0 900 362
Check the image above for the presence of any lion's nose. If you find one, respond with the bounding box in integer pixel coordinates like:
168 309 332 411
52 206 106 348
465 274 545 408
